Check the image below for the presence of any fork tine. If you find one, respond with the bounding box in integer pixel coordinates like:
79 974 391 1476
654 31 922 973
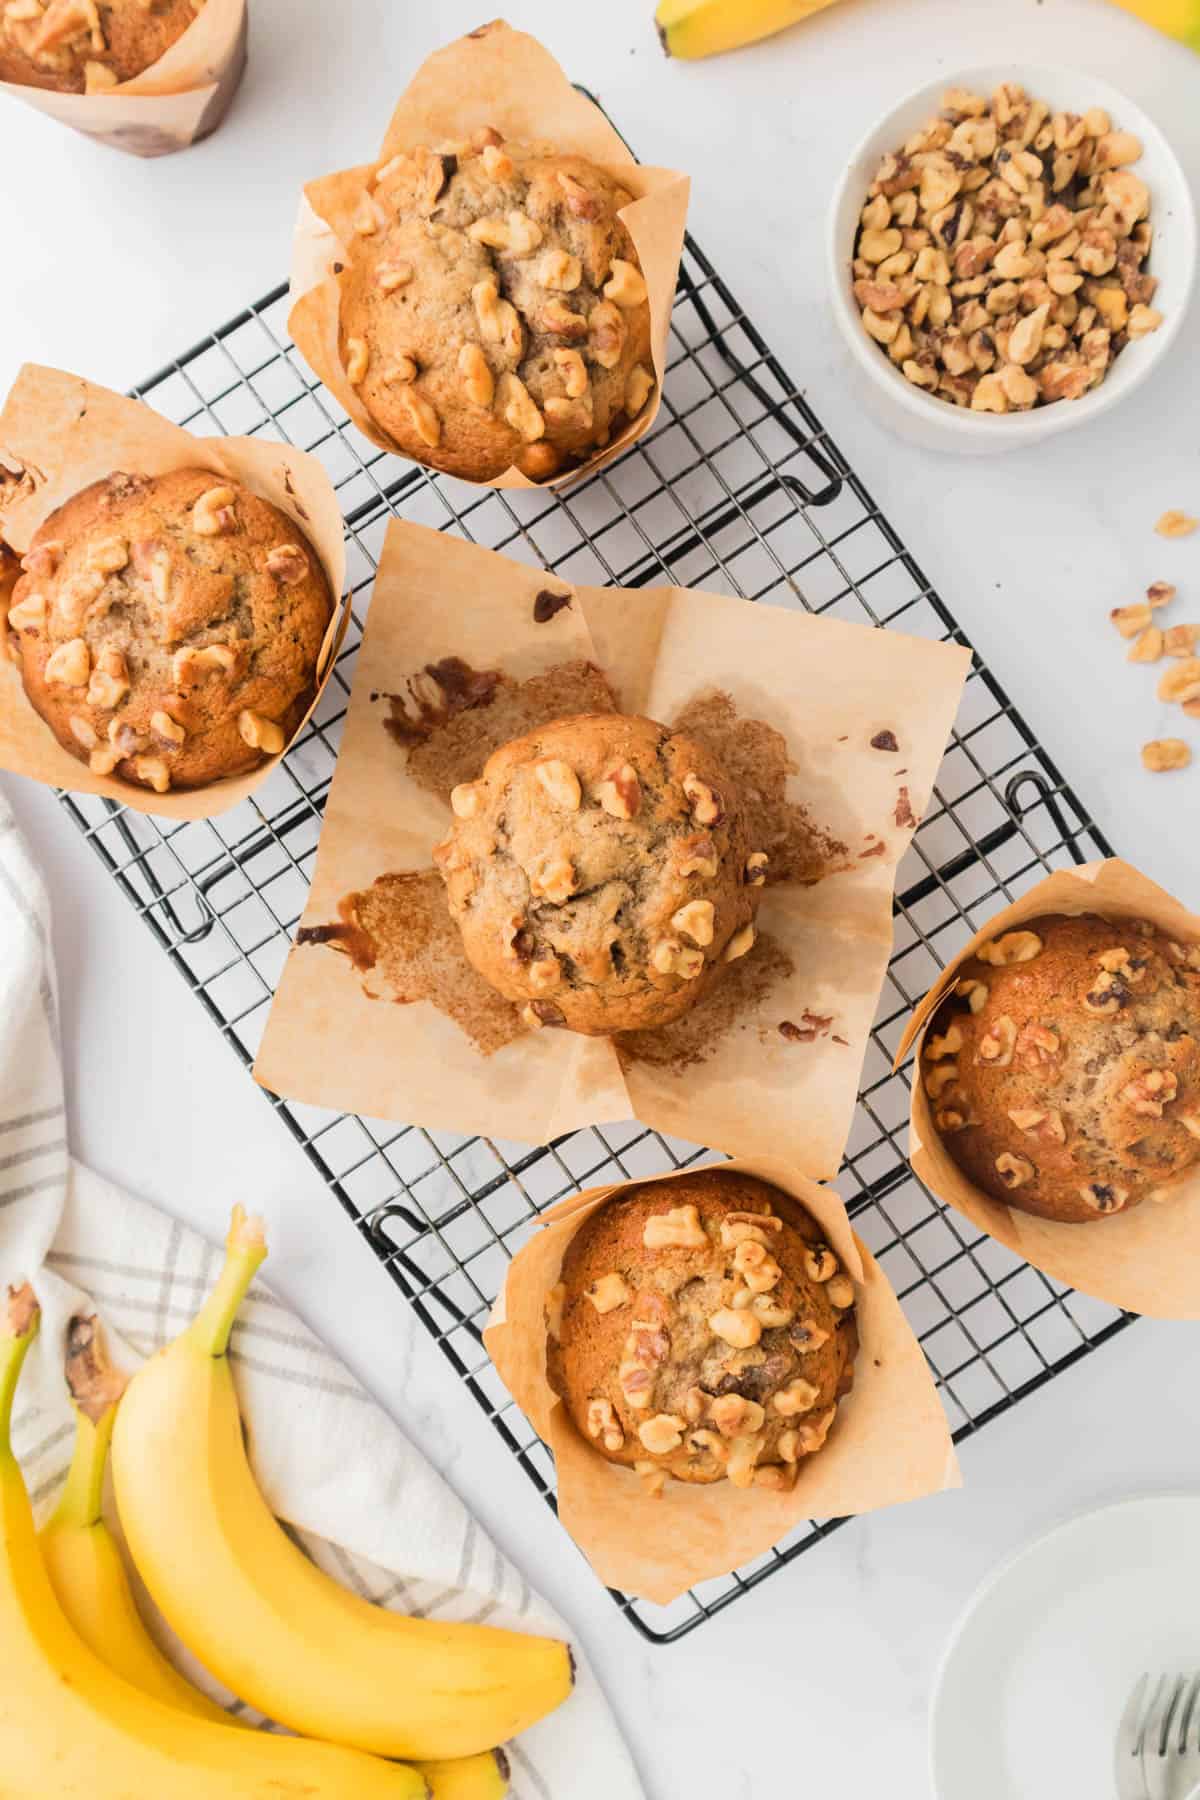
1176 1673 1200 1753
1116 1673 1152 1800
1148 1673 1187 1759
1137 1674 1167 1758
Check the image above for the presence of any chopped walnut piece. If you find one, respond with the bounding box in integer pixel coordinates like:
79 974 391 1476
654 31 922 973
1080 1181 1128 1214
7 590 46 632
773 1377 820 1417
681 771 723 825
457 344 495 410
585 1397 624 1453
237 710 285 755
625 365 655 417
651 938 705 979
803 1243 838 1282
399 389 441 449
536 249 582 290
978 930 1043 966
134 755 171 795
935 1107 968 1133
995 1152 1036 1190
710 1394 765 1438
468 211 543 256
450 781 481 819
1009 1106 1067 1143
528 956 561 993
265 544 308 586
1121 1068 1178 1116
534 758 581 811
708 1307 762 1350
45 637 90 687
1112 603 1153 638
826 1273 855 1309
497 372 545 444
745 852 769 886
752 1294 796 1329
925 1060 960 1098
1158 659 1200 703
85 537 128 575
633 1461 667 1498
1142 739 1192 772
595 763 640 819
1165 625 1200 659
723 924 756 964
1128 626 1164 663
67 715 96 750
677 835 719 879
732 1239 782 1293
1157 511 1198 539
642 1204 707 1251
151 710 185 747
528 853 576 904
637 1413 685 1456
978 1015 1018 1066
925 1023 964 1061
345 338 370 386
603 259 649 308
956 978 988 1013
671 900 715 947
191 486 238 538
585 1272 632 1314
719 1212 781 1249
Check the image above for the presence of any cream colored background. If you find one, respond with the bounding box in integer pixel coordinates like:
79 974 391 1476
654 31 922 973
4 3 1200 1798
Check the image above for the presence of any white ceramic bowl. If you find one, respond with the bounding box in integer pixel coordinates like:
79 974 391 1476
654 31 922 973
827 65 1197 454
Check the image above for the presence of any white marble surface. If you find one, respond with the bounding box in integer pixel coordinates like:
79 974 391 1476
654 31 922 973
3 1 1200 1794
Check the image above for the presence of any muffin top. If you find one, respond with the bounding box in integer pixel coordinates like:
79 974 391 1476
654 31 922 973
925 912 1200 1222
0 0 202 94
547 1169 857 1494
8 468 333 795
434 712 765 1036
337 132 655 482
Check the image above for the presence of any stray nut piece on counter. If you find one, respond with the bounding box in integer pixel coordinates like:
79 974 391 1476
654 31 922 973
1142 738 1192 772
853 83 1161 413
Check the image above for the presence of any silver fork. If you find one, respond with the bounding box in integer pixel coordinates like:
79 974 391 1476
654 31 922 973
1117 1673 1200 1800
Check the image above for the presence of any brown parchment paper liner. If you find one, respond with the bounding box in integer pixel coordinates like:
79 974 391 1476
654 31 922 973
0 365 348 822
483 1158 959 1605
0 0 246 157
897 858 1200 1318
288 21 689 491
255 518 969 1169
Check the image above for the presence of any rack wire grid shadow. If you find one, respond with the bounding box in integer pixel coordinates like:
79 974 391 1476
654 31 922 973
53 222 1126 1643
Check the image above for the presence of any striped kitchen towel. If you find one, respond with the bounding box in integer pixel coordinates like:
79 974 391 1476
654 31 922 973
0 790 643 1800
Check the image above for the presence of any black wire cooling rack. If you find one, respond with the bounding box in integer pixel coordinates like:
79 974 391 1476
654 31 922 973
49 179 1129 1644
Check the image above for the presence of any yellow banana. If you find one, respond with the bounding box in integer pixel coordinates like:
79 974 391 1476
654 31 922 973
111 1207 574 1761
1106 0 1200 45
0 1284 427 1799
39 1314 239 1727
420 1750 511 1799
656 0 843 58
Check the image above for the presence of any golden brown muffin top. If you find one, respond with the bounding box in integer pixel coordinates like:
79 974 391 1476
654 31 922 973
8 468 332 794
548 1170 857 1494
925 912 1200 1222
0 0 202 95
435 713 765 1036
337 132 655 482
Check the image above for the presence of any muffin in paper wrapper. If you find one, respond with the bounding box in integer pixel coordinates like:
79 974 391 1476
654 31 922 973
0 0 247 157
288 20 689 490
0 365 348 821
897 857 1200 1318
484 1158 960 1606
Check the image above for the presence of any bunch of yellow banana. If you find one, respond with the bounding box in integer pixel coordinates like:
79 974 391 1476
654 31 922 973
655 0 1200 56
1 1207 572 1798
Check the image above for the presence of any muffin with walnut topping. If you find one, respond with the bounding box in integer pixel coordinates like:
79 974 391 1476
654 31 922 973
547 1169 857 1495
923 913 1200 1223
433 712 767 1036
7 469 332 795
336 130 655 481
0 0 204 94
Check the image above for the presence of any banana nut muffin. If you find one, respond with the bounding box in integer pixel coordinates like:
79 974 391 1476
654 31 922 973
337 130 655 481
547 1170 857 1495
924 913 1200 1223
7 469 333 795
0 0 203 94
433 713 766 1036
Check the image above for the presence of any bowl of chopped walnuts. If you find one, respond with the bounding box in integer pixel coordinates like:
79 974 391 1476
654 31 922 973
827 67 1195 452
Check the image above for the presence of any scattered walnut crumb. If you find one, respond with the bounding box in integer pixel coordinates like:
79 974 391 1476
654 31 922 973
1156 511 1198 539
1142 738 1192 772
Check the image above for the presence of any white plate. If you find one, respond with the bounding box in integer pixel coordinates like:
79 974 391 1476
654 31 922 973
930 1495 1200 1800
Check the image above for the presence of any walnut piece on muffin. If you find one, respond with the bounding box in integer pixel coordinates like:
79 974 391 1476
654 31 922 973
433 713 766 1036
337 130 655 482
0 0 203 94
546 1170 857 1494
7 469 333 795
924 913 1200 1223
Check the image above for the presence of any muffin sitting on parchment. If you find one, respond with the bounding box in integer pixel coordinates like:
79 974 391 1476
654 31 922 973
7 469 332 795
0 0 203 94
547 1169 857 1495
338 131 655 481
433 712 766 1035
924 913 1200 1223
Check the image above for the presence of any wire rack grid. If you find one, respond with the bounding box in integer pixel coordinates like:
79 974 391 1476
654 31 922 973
49 205 1128 1643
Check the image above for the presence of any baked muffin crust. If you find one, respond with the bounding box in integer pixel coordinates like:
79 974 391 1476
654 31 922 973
548 1170 857 1494
925 912 1200 1222
8 468 332 794
434 712 765 1035
338 133 655 481
0 0 202 95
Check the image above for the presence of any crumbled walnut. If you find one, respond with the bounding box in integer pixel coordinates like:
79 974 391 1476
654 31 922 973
458 344 495 410
265 544 308 586
1128 626 1164 663
191 485 238 538
725 1434 764 1490
450 781 481 819
1180 1113 1200 1140
467 210 544 256
88 745 121 777
625 365 655 416
528 853 576 904
803 1243 838 1283
68 715 96 750
85 537 127 575
587 301 625 369
682 771 723 825
134 755 170 795
826 1273 855 1309
1142 739 1191 772
1165 625 1200 658
1120 1067 1178 1116
723 924 756 963
719 1212 782 1250
955 977 988 1013
151 709 185 747
594 762 640 819
677 835 719 879
977 1016 1018 1066
710 1393 765 1437
376 259 414 293
977 930 1043 966
238 710 285 755
534 758 582 812
537 248 582 290
708 1307 762 1350
732 1239 782 1294
776 1429 802 1464
745 852 769 886
642 1204 707 1251
773 1377 820 1417
1079 1181 1128 1213
925 1023 964 1060
472 278 523 357
1158 659 1200 704
585 1272 632 1314
633 1460 667 1498
1111 602 1152 638
1009 1106 1066 1143
586 1397 625 1453
528 955 561 992
935 1107 967 1132
1156 511 1198 539
651 938 705 979
545 1282 566 1338
603 259 649 308
7 590 45 632
686 1427 728 1464
400 389 442 449
637 1413 685 1456
925 1059 960 1098
44 637 90 687
345 338 370 386
1016 1023 1061 1070
497 372 545 444
671 900 715 947
752 1294 795 1329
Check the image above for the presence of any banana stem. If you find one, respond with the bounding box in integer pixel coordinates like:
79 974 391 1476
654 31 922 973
0 1285 40 1457
183 1207 268 1359
48 1405 115 1531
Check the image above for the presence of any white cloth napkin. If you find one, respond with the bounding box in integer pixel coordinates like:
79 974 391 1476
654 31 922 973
0 792 642 1799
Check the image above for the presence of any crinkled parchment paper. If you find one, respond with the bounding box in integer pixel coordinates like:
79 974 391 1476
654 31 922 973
288 20 688 490
897 857 1200 1317
484 1157 959 1605
255 519 969 1170
0 365 347 821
